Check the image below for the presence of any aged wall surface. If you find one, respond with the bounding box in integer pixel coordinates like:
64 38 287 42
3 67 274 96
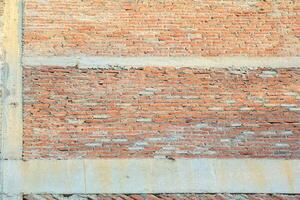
26 194 300 200
23 194 300 200
22 0 300 161
1 0 300 199
23 0 300 57
23 67 300 160
0 0 4 157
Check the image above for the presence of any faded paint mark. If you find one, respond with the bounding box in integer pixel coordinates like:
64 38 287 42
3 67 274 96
247 160 266 190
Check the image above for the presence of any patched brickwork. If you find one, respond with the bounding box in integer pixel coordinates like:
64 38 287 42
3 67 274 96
23 67 300 159
23 194 300 200
24 0 300 57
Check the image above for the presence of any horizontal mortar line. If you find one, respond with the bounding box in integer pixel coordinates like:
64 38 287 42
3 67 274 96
1 158 300 194
22 56 300 69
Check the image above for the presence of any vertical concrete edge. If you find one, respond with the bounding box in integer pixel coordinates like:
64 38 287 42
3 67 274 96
2 0 23 159
1 0 23 199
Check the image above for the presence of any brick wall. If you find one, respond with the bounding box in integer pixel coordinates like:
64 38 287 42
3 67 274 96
9 0 300 196
23 67 300 159
24 0 300 57
23 194 300 200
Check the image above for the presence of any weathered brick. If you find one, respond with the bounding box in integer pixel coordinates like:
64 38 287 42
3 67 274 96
23 67 300 159
23 194 300 200
24 0 300 57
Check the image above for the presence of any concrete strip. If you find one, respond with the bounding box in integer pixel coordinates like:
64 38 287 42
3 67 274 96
1 0 23 199
1 160 22 196
1 159 300 194
22 160 86 194
1 0 23 159
23 56 300 69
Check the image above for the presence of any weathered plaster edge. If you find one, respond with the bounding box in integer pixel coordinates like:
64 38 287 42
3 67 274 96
23 56 300 69
1 0 23 199
1 0 23 159
1 159 300 195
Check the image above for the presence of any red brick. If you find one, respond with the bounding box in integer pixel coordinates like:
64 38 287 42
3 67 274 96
23 0 300 57
23 67 300 159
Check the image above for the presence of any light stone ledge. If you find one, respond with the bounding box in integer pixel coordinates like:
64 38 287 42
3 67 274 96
1 159 299 195
23 56 300 69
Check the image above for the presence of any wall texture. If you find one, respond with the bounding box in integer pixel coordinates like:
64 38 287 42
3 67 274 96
23 194 300 200
23 67 300 160
21 0 300 161
0 0 4 157
1 0 300 199
24 0 300 56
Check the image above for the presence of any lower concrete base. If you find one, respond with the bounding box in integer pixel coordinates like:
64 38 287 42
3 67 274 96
0 194 22 200
23 194 300 200
1 159 300 196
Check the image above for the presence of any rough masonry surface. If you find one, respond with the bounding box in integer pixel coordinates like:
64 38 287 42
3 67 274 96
23 194 300 200
24 0 300 57
23 67 300 159
1 0 300 198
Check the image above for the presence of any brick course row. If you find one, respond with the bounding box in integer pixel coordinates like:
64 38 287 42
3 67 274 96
23 67 300 159
23 194 300 200
24 0 300 56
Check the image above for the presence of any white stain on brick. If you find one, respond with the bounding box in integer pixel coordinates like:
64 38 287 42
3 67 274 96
289 107 300 112
281 104 297 108
275 143 290 148
240 107 254 111
284 92 298 96
128 146 144 151
134 141 149 146
259 70 278 78
209 107 224 111
226 100 236 104
93 114 110 119
112 138 128 143
85 143 102 147
231 123 242 127
195 123 210 129
67 118 84 124
136 118 152 122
